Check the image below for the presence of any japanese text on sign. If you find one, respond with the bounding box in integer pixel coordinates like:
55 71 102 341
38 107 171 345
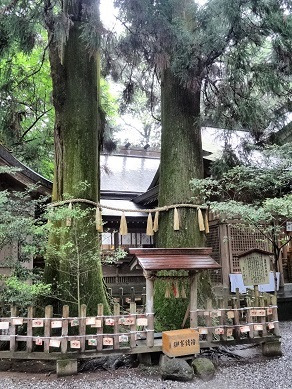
239 253 270 286
162 329 200 357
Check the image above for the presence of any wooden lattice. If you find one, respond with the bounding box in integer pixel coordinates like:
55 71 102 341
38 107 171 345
206 223 222 284
230 225 271 273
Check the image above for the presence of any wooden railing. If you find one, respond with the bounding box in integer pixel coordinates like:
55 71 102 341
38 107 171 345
194 291 280 345
0 303 154 356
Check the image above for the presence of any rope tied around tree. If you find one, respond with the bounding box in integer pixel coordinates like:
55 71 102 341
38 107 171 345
47 198 210 235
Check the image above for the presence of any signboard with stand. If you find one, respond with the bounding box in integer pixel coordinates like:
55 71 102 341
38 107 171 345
238 249 272 286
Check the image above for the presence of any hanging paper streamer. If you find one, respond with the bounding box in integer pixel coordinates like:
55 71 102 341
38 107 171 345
172 281 180 298
165 283 171 298
181 283 187 299
173 208 180 231
95 207 103 232
204 210 210 234
119 212 128 235
153 211 159 232
146 213 154 236
66 202 73 227
197 208 205 232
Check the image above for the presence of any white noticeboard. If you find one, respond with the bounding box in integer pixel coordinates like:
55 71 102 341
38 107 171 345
286 222 292 232
239 253 271 286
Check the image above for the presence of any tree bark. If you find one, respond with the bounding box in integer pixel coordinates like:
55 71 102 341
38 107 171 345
156 68 205 248
44 0 109 314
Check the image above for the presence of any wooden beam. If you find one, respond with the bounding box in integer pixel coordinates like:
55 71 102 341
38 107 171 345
145 271 155 347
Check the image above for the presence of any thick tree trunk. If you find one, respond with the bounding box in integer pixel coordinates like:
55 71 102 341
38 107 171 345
44 0 109 314
157 68 205 248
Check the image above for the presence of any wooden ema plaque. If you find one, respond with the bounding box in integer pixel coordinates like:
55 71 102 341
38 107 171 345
162 329 199 357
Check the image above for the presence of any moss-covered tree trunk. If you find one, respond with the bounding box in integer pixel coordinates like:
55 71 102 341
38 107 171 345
157 68 205 248
44 0 109 314
154 68 208 330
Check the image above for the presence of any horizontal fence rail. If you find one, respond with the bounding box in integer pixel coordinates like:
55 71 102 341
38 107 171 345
194 291 279 345
0 303 154 355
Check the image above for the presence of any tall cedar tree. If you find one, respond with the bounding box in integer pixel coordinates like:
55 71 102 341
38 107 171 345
0 0 110 314
115 0 291 247
43 0 110 314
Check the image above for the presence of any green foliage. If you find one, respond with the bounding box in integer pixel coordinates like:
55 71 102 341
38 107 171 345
115 0 291 139
0 189 48 263
1 276 51 309
191 143 292 262
45 203 110 315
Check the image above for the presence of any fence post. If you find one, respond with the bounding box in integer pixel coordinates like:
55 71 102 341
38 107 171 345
145 271 154 347
80 304 86 352
113 303 120 350
206 298 213 343
97 304 103 351
271 295 280 336
260 295 267 337
10 306 18 352
130 302 136 349
26 306 33 353
190 272 198 329
61 305 69 353
44 305 53 353
119 287 124 306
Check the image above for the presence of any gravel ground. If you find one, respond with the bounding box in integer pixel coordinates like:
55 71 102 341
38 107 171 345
1 321 291 389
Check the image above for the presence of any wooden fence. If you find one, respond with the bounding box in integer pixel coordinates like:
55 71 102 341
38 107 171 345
194 290 280 346
0 302 154 357
0 289 280 360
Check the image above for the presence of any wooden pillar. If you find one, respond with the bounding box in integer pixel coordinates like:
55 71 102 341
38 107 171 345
145 271 155 347
189 271 198 329
219 223 232 290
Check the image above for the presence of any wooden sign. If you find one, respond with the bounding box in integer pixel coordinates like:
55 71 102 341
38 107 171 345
162 328 199 357
103 337 113 346
70 340 81 349
70 319 79 327
35 338 43 346
49 339 60 348
32 319 43 328
256 309 266 317
136 318 148 326
0 321 9 330
239 250 271 286
267 308 273 315
88 338 97 346
240 325 250 333
119 334 129 343
199 328 208 335
12 318 23 326
51 320 62 329
214 327 224 335
86 317 96 326
105 318 115 326
119 317 136 326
